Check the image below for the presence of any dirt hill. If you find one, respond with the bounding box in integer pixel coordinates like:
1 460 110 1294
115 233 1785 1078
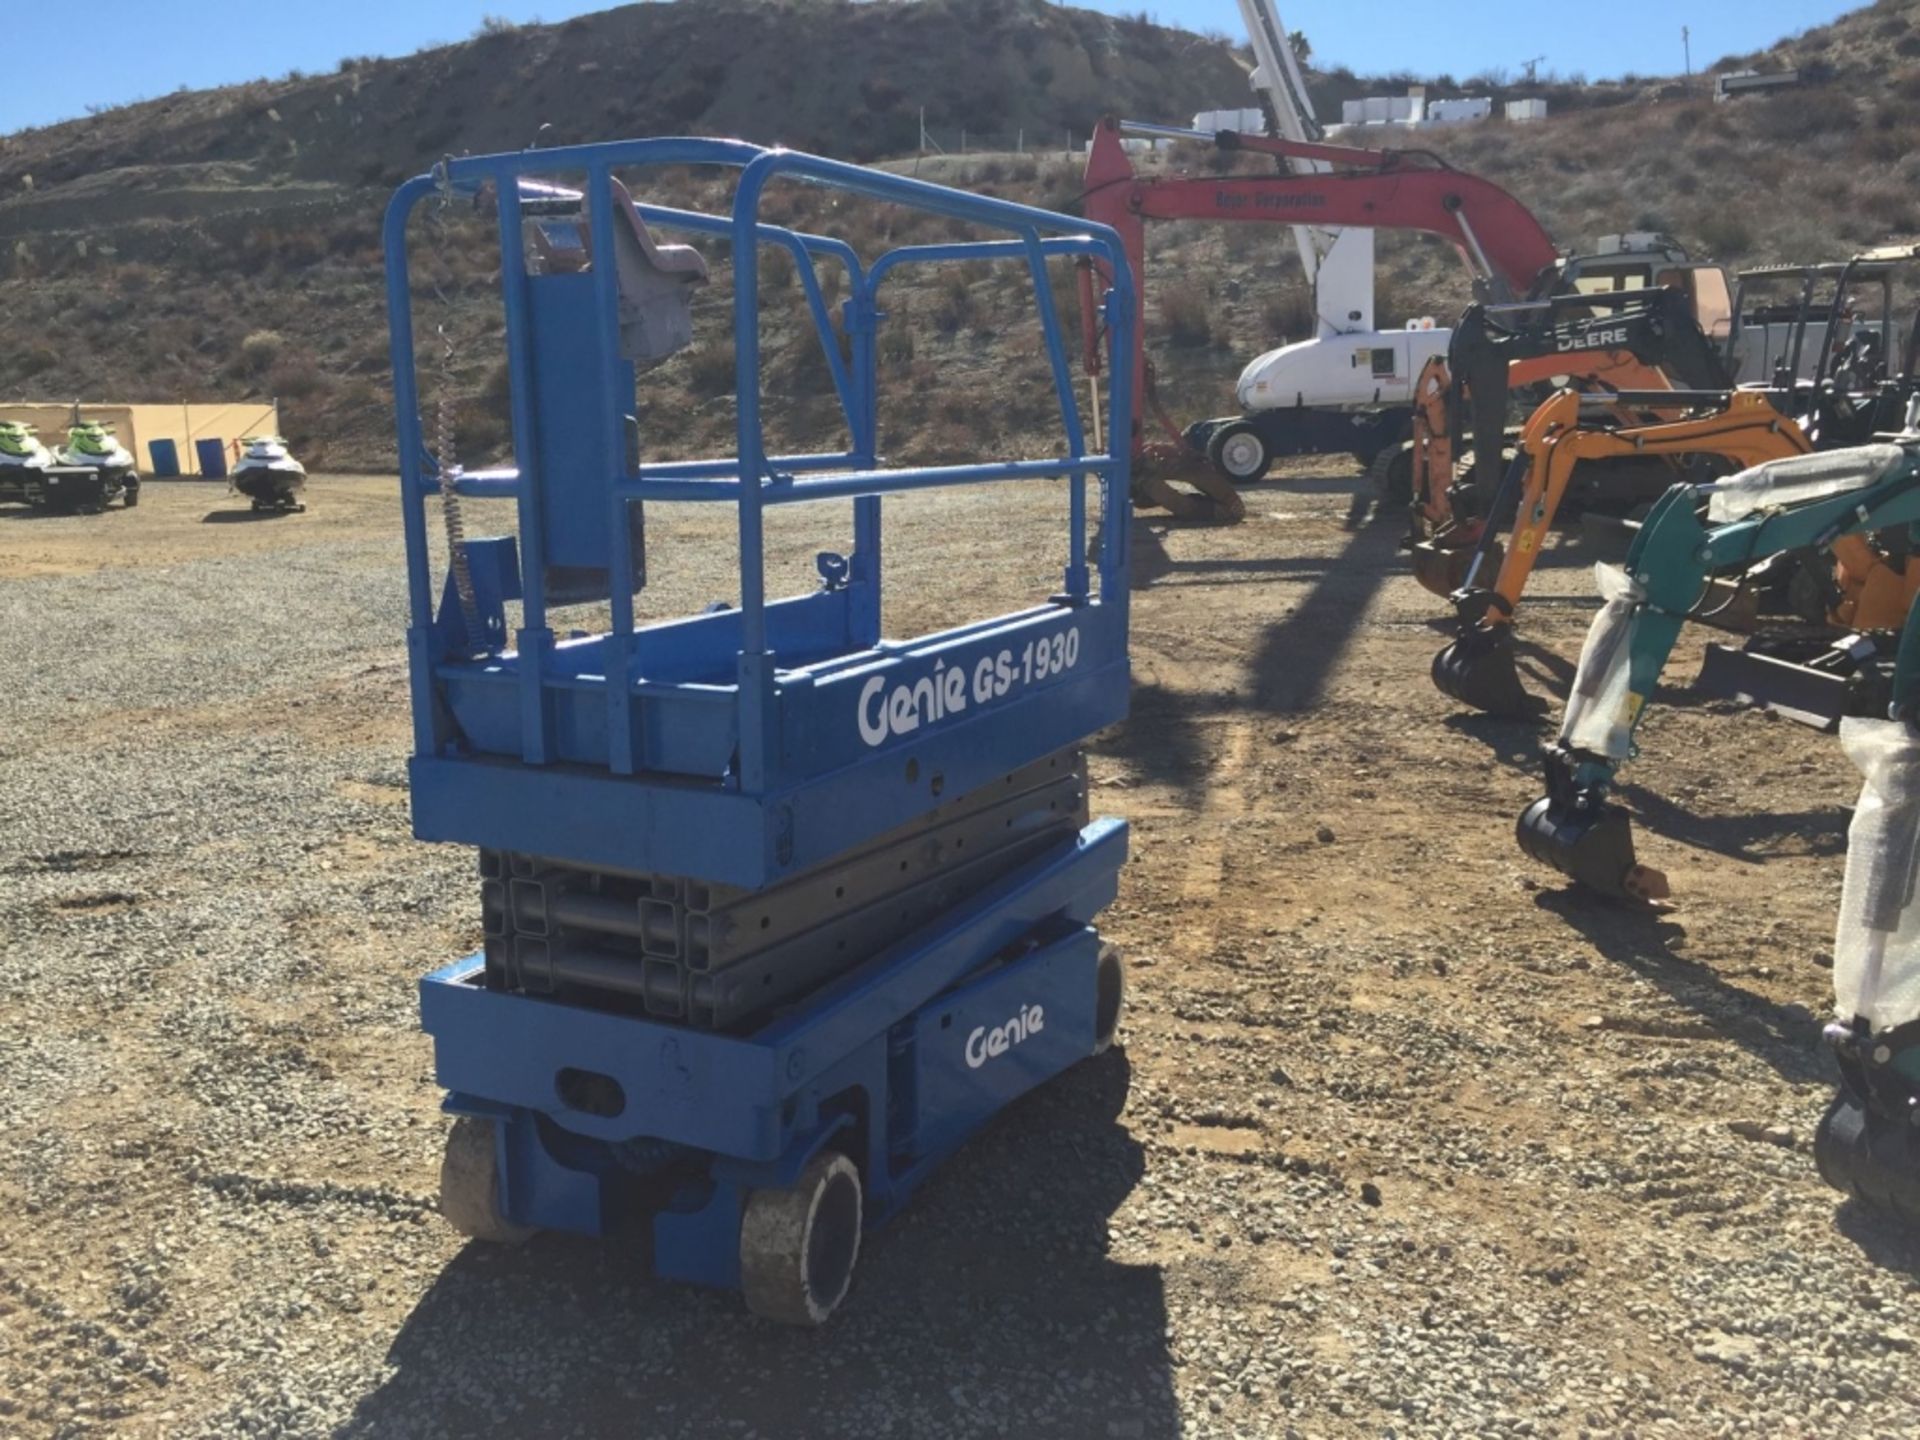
0 0 1909 472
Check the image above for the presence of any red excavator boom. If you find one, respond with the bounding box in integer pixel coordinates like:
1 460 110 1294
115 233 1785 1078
1078 116 1560 454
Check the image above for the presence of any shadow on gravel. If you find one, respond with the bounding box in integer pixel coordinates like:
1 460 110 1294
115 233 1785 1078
1532 890 1829 1085
1251 517 1405 714
201 509 291 523
337 1050 1176 1439
1616 784 1851 865
1096 680 1214 797
1834 1201 1920 1277
1440 712 1546 771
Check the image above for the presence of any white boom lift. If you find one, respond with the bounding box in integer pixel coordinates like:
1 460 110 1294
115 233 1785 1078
1234 0 1375 337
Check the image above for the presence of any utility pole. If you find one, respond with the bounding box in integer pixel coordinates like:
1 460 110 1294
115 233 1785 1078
1682 26 1692 86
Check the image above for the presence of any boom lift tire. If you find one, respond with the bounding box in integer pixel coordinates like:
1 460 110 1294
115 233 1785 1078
740 1149 863 1327
1367 444 1414 507
1206 422 1272 483
439 1115 536 1244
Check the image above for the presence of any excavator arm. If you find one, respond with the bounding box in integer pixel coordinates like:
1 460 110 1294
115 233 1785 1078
1517 440 1920 901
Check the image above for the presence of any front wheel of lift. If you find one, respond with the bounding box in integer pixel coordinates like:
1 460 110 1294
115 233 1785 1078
741 1149 862 1326
439 1116 535 1244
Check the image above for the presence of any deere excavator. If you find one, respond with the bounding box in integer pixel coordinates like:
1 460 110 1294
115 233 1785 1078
1515 431 1920 904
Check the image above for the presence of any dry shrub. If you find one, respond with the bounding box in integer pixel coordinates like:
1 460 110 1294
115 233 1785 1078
930 270 975 334
1693 209 1756 260
760 246 796 291
241 329 286 372
686 340 736 397
1156 280 1213 348
1259 288 1314 339
268 353 328 398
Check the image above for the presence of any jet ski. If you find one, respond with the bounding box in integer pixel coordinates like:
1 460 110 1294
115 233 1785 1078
230 435 307 513
50 419 139 511
0 421 53 507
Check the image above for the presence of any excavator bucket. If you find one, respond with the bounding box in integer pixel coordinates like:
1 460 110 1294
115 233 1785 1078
1516 796 1670 903
1815 1080 1920 1225
1431 626 1542 717
1132 445 1246 524
1410 536 1503 598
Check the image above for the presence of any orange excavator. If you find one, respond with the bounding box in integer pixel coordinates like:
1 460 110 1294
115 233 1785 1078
1430 387 1810 714
1404 267 1738 594
1431 244 1920 719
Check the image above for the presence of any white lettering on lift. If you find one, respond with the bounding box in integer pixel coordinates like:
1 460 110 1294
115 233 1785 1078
857 627 1082 748
965 1003 1046 1069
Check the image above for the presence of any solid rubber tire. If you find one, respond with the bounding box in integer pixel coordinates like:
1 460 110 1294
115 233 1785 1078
740 1150 863 1326
439 1116 535 1244
1207 423 1271 483
1093 943 1126 1055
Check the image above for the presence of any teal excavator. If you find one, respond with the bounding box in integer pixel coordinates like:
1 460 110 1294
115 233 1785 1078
1512 424 1920 1221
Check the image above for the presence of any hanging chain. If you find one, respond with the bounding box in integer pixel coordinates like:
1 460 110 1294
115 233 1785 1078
429 167 482 646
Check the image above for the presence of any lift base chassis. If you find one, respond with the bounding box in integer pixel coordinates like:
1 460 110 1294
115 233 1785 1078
423 820 1126 1296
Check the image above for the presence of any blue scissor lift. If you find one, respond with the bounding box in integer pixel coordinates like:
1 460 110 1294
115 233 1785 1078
383 138 1136 1323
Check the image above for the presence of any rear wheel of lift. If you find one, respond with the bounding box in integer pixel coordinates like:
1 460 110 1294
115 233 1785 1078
741 1149 862 1326
121 483 139 509
1093 943 1126 1055
439 1115 535 1244
1206 423 1271 484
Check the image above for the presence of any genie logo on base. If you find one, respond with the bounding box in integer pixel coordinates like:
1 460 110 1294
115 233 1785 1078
965 1003 1045 1069
857 625 1082 748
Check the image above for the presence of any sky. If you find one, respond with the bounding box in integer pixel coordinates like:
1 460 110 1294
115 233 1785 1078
0 0 1858 135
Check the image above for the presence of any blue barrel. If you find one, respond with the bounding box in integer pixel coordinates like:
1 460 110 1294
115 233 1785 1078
195 437 227 478
147 439 180 477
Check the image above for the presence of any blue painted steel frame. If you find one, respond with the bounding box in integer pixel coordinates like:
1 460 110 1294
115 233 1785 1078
383 137 1136 889
391 139 1138 1299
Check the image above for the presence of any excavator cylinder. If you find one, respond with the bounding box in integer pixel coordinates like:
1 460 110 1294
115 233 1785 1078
1431 625 1541 717
1515 796 1670 902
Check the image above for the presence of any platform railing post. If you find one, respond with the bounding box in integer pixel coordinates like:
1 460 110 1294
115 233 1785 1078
1021 228 1089 604
1101 269 1134 603
733 162 775 794
495 176 555 764
847 280 882 647
588 162 640 774
384 178 445 758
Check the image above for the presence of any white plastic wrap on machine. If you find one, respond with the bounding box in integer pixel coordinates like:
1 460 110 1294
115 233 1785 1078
1834 718 1920 1032
1705 444 1904 525
1559 563 1644 762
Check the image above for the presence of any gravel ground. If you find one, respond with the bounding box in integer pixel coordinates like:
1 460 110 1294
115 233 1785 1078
1 474 1917 1439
